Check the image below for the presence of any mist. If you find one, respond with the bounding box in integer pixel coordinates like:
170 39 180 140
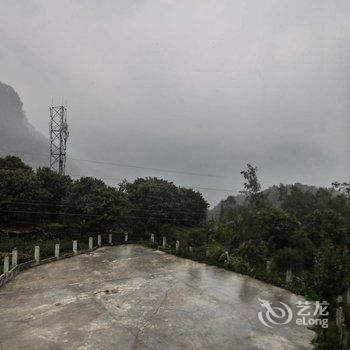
0 0 349 205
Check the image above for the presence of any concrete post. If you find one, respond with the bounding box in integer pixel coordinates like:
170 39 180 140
285 269 292 283
73 240 78 255
175 240 180 251
124 232 128 242
108 233 113 245
189 246 193 253
55 244 60 259
3 256 9 273
97 235 102 247
162 236 166 248
89 237 93 250
266 260 272 273
205 248 209 257
34 246 40 263
346 288 350 305
336 307 344 327
12 249 18 267
151 233 154 243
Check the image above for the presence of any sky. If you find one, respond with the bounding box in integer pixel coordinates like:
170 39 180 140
0 0 349 206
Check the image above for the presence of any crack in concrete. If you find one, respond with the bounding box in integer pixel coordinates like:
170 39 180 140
130 287 171 350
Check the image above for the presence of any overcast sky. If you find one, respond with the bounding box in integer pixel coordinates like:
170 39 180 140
0 0 349 205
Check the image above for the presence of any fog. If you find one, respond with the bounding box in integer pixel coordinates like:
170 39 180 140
0 0 349 205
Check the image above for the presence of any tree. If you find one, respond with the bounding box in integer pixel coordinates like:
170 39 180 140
36 167 71 203
272 248 303 273
0 155 32 172
240 164 266 209
0 156 42 225
281 185 317 220
63 177 127 234
237 239 268 265
254 206 299 252
36 167 72 221
304 209 347 247
314 244 350 300
332 181 350 198
125 177 208 236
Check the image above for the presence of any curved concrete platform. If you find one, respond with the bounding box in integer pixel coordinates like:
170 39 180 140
0 245 314 349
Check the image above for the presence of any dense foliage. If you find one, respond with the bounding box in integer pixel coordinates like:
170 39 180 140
0 157 349 348
207 164 350 349
0 156 208 234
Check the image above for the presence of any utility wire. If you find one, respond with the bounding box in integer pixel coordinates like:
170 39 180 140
0 200 210 216
0 148 224 179
0 165 237 193
0 209 203 223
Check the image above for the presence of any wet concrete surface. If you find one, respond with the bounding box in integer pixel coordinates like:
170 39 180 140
0 245 314 349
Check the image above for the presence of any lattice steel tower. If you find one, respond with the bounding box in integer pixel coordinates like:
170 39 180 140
49 105 69 175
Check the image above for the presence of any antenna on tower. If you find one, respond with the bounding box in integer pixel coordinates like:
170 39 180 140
49 104 69 175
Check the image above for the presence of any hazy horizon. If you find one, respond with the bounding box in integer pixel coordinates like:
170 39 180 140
1 0 349 206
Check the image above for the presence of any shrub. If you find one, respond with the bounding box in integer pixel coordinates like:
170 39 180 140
272 248 303 273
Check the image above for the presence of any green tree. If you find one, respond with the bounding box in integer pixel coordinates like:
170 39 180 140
313 244 350 300
304 209 347 247
63 177 127 234
240 164 266 209
272 248 303 273
125 177 208 236
0 156 42 226
254 206 299 252
237 239 268 265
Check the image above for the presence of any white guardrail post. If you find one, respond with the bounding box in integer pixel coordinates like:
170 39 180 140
286 269 293 283
266 260 272 273
55 244 60 259
12 249 18 267
3 256 9 273
34 246 40 264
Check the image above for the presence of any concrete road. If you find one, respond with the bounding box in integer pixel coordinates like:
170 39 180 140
0 245 314 349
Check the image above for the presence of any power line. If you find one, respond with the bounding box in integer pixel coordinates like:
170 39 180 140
0 209 203 223
0 200 209 216
0 148 225 179
1 148 288 193
0 165 237 194
69 175 235 193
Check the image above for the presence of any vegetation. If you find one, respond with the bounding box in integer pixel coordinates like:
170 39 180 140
0 156 349 348
0 156 208 234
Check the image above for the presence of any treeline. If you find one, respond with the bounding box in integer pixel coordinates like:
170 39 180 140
203 164 349 349
1 156 349 348
0 156 208 235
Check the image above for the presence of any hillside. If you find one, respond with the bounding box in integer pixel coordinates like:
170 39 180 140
208 183 322 220
0 82 81 174
0 82 49 168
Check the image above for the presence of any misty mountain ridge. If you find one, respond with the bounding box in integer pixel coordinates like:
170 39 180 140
0 81 49 168
0 81 81 174
209 183 328 220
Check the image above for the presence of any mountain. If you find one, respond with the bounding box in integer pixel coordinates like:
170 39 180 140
0 81 49 168
0 82 81 174
208 183 321 220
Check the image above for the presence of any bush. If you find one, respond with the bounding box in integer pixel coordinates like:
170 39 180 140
272 248 303 273
236 240 268 265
